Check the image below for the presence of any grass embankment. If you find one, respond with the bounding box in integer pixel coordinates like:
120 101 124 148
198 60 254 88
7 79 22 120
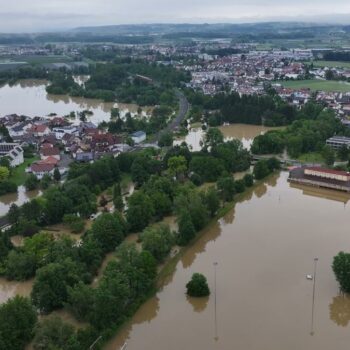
311 61 350 69
297 152 325 164
11 55 73 65
277 79 350 92
10 156 40 186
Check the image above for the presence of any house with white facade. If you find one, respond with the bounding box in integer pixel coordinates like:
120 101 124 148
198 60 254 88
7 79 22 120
131 131 146 144
0 143 24 167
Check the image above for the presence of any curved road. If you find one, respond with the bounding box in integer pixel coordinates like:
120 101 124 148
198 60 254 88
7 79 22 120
155 90 190 142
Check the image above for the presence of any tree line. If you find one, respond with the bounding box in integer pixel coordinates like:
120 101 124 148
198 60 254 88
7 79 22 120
0 129 281 349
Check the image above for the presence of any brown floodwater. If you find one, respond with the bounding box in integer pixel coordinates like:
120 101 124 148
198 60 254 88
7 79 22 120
104 172 350 350
0 79 152 124
0 185 42 217
174 124 282 151
0 278 33 304
219 124 284 149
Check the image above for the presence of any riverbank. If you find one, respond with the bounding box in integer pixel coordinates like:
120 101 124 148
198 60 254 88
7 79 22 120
157 172 275 286
100 172 274 349
104 171 350 350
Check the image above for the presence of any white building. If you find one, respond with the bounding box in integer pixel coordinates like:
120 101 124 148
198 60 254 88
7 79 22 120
53 126 79 140
131 131 146 144
0 143 24 167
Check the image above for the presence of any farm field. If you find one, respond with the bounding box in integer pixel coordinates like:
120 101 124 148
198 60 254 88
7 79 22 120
277 79 350 92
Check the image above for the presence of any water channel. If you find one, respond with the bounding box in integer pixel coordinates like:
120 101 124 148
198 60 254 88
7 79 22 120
104 172 350 350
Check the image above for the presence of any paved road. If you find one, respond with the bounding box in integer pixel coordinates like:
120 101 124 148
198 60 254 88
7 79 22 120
154 89 190 142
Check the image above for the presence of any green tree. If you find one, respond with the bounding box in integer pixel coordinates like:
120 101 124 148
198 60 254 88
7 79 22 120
33 316 80 350
167 155 187 179
91 213 126 253
113 183 124 212
66 282 95 322
158 131 174 147
243 174 254 187
338 145 349 162
8 203 20 225
53 167 61 182
126 191 155 232
322 145 335 166
204 128 224 149
217 176 236 202
333 252 350 293
203 187 220 217
25 174 39 191
31 259 83 313
0 166 9 182
0 296 37 350
177 211 196 246
141 224 174 262
40 174 51 189
186 273 210 297
253 160 271 180
90 271 130 330
5 250 36 280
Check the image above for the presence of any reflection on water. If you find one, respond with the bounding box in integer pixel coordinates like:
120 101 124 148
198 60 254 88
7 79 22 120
187 295 209 313
0 80 152 124
0 186 42 217
105 172 350 350
330 294 350 327
219 124 284 149
104 296 160 349
174 127 205 152
174 124 283 152
290 183 350 204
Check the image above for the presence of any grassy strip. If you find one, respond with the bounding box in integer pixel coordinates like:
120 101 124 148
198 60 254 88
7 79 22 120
10 156 40 186
276 79 350 92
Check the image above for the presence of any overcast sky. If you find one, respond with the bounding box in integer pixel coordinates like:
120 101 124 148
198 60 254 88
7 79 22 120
1 0 350 33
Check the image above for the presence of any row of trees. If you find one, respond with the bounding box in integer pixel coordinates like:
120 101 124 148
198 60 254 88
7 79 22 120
251 108 344 159
185 90 299 126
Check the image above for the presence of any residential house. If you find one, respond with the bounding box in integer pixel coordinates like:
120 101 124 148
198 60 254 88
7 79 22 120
131 131 146 144
0 143 24 167
28 124 50 137
40 147 60 161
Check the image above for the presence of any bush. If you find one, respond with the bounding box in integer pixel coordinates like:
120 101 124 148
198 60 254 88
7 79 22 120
63 214 85 234
243 174 254 187
234 179 246 193
0 181 17 195
186 273 210 297
25 174 39 191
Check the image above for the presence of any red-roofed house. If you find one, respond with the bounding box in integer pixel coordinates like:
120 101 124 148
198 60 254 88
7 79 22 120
40 147 60 161
28 124 50 137
31 163 56 179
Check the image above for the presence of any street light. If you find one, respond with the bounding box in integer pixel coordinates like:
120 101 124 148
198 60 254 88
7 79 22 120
89 335 102 350
310 257 319 336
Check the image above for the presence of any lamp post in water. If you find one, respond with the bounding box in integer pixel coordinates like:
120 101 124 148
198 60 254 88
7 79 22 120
213 262 218 341
310 257 319 336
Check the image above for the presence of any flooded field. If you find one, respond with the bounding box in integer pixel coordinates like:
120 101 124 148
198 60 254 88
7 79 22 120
105 172 350 350
219 124 284 149
0 186 42 217
174 124 282 151
0 79 152 124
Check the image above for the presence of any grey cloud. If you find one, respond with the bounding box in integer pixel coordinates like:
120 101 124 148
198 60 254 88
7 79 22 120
0 0 350 32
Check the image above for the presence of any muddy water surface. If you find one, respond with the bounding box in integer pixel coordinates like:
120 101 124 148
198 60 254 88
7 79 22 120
219 124 284 149
174 124 282 151
0 80 152 124
0 185 42 217
105 172 350 350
